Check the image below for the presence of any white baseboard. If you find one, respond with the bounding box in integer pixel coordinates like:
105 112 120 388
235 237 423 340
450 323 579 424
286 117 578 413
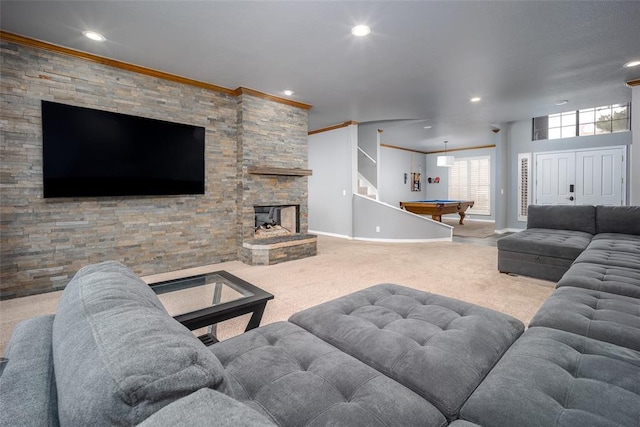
309 230 454 243
308 230 352 239
494 228 525 234
351 237 452 243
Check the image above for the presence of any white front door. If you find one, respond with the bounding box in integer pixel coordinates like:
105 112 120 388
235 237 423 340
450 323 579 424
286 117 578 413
535 151 576 205
535 147 625 206
576 148 625 206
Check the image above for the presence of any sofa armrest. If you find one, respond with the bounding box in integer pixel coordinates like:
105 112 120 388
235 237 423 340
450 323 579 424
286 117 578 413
138 388 276 427
0 315 58 427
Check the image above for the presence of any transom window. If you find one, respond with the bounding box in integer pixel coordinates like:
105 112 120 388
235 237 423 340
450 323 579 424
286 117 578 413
532 103 630 141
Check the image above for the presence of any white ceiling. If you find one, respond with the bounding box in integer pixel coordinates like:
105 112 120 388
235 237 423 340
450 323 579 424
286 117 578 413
2 1 639 151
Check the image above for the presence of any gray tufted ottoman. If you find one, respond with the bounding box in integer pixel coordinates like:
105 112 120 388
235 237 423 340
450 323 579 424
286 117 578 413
530 286 640 351
460 327 640 427
209 321 447 427
289 284 524 420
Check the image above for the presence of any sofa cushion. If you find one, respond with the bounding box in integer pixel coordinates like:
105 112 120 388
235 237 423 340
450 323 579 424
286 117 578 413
573 248 640 271
596 205 640 235
210 321 447 427
587 236 640 255
527 204 597 234
289 284 524 420
460 327 640 427
138 389 277 427
0 315 58 427
557 262 640 299
52 261 228 426
529 286 640 351
497 228 593 260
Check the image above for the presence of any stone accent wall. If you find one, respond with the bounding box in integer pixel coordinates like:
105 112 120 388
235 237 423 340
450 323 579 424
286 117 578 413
0 40 309 299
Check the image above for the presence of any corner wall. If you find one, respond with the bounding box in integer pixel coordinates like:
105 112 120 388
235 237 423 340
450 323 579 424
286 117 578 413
308 125 356 237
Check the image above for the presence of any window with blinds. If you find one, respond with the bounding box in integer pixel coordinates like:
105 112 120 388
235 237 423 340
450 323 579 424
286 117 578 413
449 157 490 215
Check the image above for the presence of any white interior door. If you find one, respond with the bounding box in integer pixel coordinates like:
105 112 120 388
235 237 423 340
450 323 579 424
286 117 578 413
535 147 625 206
576 147 624 206
535 152 576 205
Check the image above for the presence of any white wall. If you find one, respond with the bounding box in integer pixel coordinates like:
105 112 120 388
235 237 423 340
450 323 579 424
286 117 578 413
631 85 640 205
308 125 357 237
378 146 426 207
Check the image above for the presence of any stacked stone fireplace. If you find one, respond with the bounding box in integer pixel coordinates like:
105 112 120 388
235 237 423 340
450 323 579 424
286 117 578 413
236 94 317 266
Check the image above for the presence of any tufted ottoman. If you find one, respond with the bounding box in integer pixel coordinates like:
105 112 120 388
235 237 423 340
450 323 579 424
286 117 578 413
459 327 640 427
289 284 524 420
529 286 640 351
209 321 447 427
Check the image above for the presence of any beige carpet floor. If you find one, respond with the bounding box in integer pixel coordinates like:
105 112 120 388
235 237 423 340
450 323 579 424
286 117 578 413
0 235 554 353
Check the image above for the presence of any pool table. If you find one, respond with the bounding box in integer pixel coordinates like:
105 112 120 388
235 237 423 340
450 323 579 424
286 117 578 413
399 200 474 224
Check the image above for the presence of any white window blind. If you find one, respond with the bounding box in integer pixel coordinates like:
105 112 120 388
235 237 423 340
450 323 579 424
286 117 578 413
449 157 490 215
517 153 531 222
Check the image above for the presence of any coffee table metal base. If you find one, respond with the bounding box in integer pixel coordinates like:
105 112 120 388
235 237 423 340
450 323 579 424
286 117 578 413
150 271 274 345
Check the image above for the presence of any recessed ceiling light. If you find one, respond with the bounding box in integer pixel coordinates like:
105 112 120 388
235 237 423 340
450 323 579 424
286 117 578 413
554 99 569 106
624 60 640 68
83 31 105 42
283 90 294 96
423 125 432 129
351 25 371 37
470 97 481 103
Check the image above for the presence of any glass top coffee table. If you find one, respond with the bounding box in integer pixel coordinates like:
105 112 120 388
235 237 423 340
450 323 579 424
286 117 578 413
150 271 274 345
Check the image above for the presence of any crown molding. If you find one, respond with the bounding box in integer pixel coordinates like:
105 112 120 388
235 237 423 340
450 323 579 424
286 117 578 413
308 121 359 135
425 144 496 155
380 143 428 154
627 78 640 87
234 87 311 110
380 143 496 155
1 31 312 110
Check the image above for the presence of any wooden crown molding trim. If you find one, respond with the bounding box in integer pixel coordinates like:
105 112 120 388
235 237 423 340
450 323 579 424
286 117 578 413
1 31 313 110
425 144 496 155
308 121 359 135
381 143 496 155
234 87 312 110
626 78 640 87
380 144 428 154
1 31 236 96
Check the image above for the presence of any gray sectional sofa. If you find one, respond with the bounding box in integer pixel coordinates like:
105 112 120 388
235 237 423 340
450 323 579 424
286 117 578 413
1 204 639 426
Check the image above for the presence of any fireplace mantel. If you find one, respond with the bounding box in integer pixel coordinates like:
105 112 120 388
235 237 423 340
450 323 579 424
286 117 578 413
248 166 312 176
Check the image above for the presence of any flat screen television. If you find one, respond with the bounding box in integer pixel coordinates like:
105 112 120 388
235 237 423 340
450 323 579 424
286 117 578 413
41 100 205 198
